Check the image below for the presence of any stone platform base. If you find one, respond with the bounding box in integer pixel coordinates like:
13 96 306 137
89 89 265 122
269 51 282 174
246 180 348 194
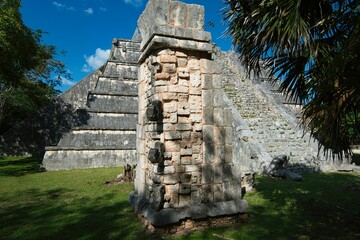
139 213 249 236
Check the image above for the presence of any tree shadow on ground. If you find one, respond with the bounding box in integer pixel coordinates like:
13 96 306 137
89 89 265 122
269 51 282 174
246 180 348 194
0 187 147 240
236 173 360 240
0 156 41 177
168 173 360 240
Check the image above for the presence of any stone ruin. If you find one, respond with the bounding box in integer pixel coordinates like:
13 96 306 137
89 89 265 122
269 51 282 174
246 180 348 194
0 0 357 186
128 0 247 232
1 0 358 233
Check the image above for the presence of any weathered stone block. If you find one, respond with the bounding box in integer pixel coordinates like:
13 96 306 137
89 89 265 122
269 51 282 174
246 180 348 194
190 71 201 87
191 186 202 204
185 164 200 172
178 102 190 115
170 1 187 27
189 96 202 113
203 125 214 143
155 73 171 80
214 127 226 144
181 148 193 157
191 132 203 144
180 173 192 183
189 85 202 95
178 68 190 78
162 92 178 101
204 141 215 164
164 141 181 152
213 184 224 202
181 156 192 165
225 127 233 144
179 183 191 194
179 195 191 207
192 153 202 164
203 107 213 125
163 63 177 73
214 163 223 183
164 166 176 174
212 74 222 89
182 131 191 140
164 175 180 184
175 165 185 173
169 113 178 123
164 131 182 140
188 59 200 70
202 74 212 89
177 58 188 68
213 89 224 107
155 86 168 93
201 184 213 203
176 123 192 131
223 164 234 181
163 102 177 113
163 123 175 131
191 171 201 184
160 55 177 63
214 108 224 126
202 90 213 107
172 152 181 163
224 108 232 127
225 145 233 163
202 164 214 183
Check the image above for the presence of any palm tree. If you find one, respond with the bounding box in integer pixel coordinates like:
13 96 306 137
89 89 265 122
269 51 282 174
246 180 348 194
224 0 360 157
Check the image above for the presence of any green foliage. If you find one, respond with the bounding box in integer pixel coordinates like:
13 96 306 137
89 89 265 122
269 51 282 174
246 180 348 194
224 0 360 155
0 0 69 133
1 157 360 239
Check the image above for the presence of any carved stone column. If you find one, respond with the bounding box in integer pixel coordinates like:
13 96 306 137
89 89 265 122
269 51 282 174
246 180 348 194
129 0 247 233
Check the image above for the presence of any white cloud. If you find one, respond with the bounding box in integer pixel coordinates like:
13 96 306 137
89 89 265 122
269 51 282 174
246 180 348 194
52 1 75 11
99 7 107 12
61 77 76 86
84 8 94 15
52 1 65 7
82 48 110 72
123 0 143 8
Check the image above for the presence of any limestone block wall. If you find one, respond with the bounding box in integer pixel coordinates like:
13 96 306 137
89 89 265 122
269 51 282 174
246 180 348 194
132 47 246 226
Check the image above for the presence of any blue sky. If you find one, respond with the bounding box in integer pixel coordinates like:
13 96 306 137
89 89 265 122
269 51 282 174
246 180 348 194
20 0 233 92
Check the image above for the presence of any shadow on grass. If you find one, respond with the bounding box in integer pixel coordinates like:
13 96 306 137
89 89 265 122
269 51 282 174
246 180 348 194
168 173 360 240
352 153 360 165
0 188 146 240
237 173 360 240
0 156 41 177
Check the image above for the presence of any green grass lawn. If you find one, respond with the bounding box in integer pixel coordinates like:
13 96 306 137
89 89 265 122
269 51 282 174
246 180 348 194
1 157 360 240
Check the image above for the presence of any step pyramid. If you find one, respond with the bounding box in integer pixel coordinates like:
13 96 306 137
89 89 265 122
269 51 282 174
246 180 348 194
42 39 141 170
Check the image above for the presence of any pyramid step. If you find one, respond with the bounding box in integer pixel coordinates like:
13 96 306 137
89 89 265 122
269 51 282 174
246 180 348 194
57 130 136 149
102 62 138 79
95 78 137 95
43 149 137 170
74 112 137 130
86 94 138 113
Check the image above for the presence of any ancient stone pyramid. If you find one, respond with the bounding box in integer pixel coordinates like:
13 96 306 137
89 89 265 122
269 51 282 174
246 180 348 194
41 39 141 170
0 0 353 174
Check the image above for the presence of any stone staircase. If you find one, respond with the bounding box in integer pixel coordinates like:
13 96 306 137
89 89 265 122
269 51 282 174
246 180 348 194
42 39 141 170
217 50 326 172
